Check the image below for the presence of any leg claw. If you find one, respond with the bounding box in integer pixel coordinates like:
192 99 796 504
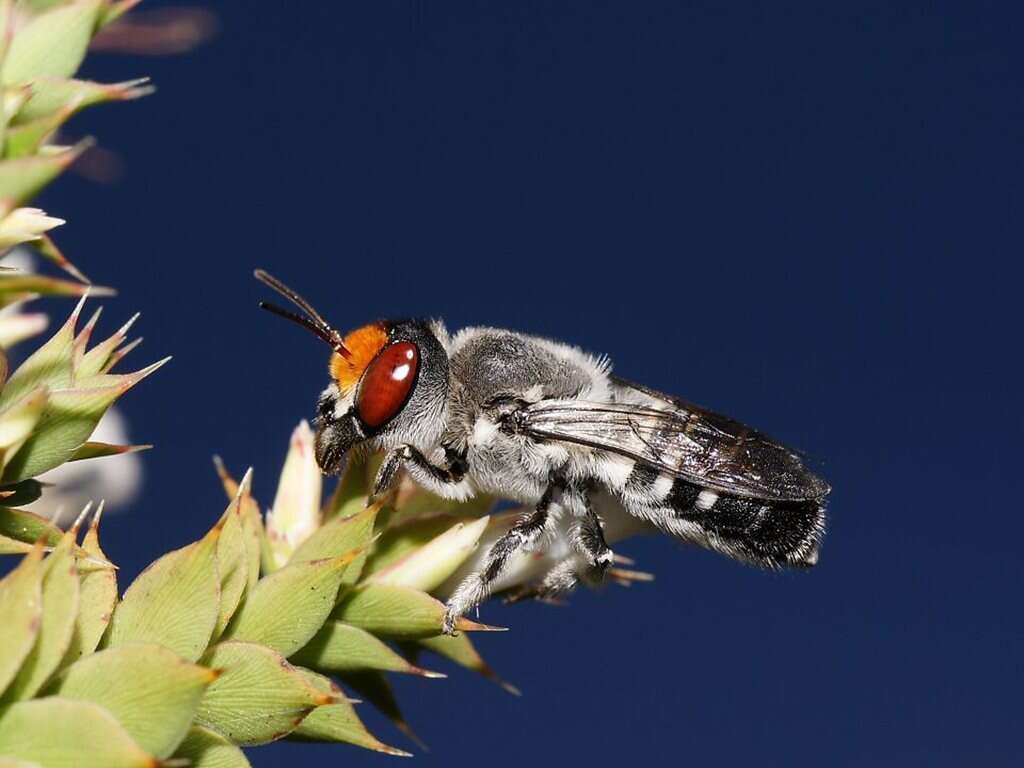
593 549 614 572
441 607 459 636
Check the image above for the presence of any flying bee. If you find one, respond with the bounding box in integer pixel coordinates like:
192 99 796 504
255 270 830 634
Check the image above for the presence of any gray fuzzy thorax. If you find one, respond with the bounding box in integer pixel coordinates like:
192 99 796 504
442 327 611 501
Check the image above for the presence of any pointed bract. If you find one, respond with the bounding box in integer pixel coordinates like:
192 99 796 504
289 667 411 756
264 420 322 570
60 502 117 667
0 544 44 696
222 551 358 657
2 0 104 84
0 505 60 552
334 583 499 639
105 519 221 662
172 726 252 768
48 644 218 759
0 697 156 768
14 76 153 124
365 516 489 593
0 140 89 214
196 641 333 746
2 531 79 700
294 621 446 678
416 631 521 696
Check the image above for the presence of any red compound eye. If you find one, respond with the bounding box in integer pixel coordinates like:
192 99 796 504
356 342 419 429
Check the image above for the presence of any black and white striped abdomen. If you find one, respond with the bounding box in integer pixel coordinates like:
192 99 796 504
610 461 826 569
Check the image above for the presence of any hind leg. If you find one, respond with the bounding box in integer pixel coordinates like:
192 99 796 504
522 489 613 601
567 487 614 582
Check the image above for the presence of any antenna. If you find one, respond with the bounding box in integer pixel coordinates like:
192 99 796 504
254 269 351 358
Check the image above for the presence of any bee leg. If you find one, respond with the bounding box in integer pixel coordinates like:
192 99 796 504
442 479 560 634
371 445 472 501
568 489 614 583
535 559 582 597
370 448 406 498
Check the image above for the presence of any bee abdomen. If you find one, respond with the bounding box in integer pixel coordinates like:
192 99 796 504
611 461 825 569
666 478 825 568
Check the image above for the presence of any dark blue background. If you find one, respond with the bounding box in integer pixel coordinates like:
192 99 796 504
39 1 1022 765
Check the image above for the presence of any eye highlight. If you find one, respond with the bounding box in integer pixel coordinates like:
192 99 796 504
356 342 419 429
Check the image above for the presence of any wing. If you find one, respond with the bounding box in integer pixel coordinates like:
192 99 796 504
517 375 830 502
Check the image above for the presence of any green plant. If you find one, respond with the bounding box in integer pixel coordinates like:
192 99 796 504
0 3 652 766
0 0 160 551
0 420 550 767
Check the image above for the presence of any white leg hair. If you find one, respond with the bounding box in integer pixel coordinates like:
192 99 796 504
442 480 559 634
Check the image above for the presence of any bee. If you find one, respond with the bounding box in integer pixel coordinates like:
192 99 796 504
256 270 830 634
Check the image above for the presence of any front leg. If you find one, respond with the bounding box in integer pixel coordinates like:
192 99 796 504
442 480 561 634
372 445 474 501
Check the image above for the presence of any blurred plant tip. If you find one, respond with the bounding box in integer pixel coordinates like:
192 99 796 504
91 6 219 55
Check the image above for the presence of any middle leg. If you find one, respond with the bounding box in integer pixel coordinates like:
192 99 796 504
442 478 562 633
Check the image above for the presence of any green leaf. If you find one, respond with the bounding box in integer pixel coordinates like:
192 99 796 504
14 1 71 15
0 479 45 507
0 697 155 768
1 86 33 140
0 505 60 552
13 77 152 124
61 506 117 666
338 670 425 752
324 452 371 519
2 0 103 84
0 298 80 409
0 141 86 211
99 0 143 28
29 231 89 283
416 632 520 696
172 726 252 768
0 274 105 303
0 758 42 768
292 621 445 678
0 534 33 553
2 532 79 700
334 583 497 639
76 312 138 379
362 514 460 575
365 515 489 593
48 644 218 759
240 489 263 595
392 484 496 523
3 106 71 158
68 440 151 461
1 384 115 482
222 551 356 657
0 387 48 470
105 518 221 662
195 641 334 746
289 499 380 564
210 459 262 593
1 358 168 483
212 493 248 641
0 545 43 696
289 667 411 756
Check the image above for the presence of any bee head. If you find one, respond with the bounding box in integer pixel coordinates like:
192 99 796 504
255 270 449 474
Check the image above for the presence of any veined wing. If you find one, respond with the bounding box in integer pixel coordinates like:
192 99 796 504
518 376 830 502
